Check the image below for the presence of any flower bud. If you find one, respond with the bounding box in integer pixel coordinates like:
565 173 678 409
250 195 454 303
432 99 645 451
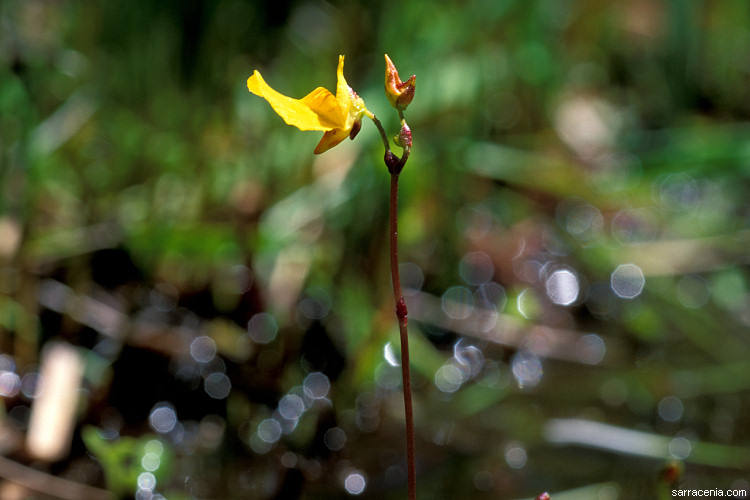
393 123 412 148
384 54 415 111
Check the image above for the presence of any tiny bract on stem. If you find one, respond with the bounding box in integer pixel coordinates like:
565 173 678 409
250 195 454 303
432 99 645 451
247 54 417 500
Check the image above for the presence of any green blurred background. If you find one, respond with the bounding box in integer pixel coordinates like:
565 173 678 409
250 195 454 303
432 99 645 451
1 0 750 498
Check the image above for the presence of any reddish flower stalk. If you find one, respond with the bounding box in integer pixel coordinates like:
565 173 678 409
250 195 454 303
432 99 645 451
371 117 415 498
379 54 416 500
389 166 416 500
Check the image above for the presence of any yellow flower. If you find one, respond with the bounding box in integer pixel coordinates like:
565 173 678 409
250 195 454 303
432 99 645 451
247 55 368 154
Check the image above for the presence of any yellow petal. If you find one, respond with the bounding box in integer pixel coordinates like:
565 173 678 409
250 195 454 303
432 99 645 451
314 128 350 154
335 55 352 116
301 87 347 129
247 70 341 131
336 55 368 128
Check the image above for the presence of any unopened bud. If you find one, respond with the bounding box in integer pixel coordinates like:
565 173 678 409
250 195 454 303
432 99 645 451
384 54 415 111
394 123 412 148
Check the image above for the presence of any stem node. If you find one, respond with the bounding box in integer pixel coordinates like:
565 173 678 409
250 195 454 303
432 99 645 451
396 297 408 324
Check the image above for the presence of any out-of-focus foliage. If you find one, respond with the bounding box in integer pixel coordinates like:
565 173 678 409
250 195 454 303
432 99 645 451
1 0 750 498
82 426 175 498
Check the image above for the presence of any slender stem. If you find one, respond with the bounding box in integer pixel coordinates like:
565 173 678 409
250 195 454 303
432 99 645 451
366 111 391 153
389 171 416 500
368 109 416 498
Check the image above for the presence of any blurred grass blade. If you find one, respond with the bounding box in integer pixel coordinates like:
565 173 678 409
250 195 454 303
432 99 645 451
30 88 98 157
544 418 750 468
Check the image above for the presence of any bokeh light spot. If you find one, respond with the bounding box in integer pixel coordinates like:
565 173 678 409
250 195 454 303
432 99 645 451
459 251 495 285
475 281 506 312
204 372 232 399
0 355 15 372
558 198 603 241
142 451 162 472
576 334 606 365
257 418 282 444
434 364 464 393
303 372 330 399
229 265 254 294
278 394 306 420
511 352 543 389
504 442 527 469
669 436 691 460
658 396 684 422
343 471 366 495
659 173 699 210
383 342 400 367
611 264 645 299
190 336 217 363
545 269 579 306
0 371 21 397
517 289 541 320
145 439 164 455
247 312 278 344
454 341 484 378
323 427 346 451
474 282 506 331
137 471 156 491
149 404 177 434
